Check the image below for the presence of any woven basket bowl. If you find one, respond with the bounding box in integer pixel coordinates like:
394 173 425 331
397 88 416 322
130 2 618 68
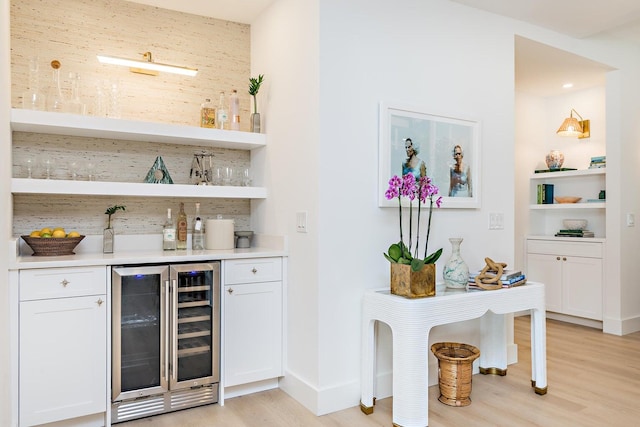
21 235 85 256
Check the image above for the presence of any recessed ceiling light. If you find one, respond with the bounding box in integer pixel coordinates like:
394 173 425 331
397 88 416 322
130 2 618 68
562 83 574 89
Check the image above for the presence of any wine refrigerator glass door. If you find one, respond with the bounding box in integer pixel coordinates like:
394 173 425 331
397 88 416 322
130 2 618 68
170 262 220 391
112 266 169 401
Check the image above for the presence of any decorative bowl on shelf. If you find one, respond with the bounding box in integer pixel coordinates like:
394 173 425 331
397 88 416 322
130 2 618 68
563 219 588 230
21 235 85 256
554 196 582 204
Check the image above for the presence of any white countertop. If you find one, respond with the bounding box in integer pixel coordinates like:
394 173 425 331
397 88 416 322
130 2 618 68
9 234 287 270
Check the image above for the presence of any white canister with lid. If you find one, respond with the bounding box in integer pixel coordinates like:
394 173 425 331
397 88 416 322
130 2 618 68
205 215 235 250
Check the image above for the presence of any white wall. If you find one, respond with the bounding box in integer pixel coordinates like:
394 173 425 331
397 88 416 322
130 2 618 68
1 0 12 423
254 0 640 416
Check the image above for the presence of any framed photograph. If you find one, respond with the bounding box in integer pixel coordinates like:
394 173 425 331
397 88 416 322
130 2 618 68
378 103 481 209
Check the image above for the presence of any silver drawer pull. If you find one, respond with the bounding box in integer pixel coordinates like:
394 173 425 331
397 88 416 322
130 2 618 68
97 298 104 306
61 279 70 287
227 288 234 294
251 268 258 274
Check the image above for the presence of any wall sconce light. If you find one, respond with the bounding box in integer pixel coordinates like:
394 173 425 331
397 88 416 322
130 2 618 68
96 52 198 77
556 108 590 139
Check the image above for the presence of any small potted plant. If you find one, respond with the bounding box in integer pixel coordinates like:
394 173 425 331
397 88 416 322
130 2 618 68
248 74 264 133
104 204 126 253
383 169 443 297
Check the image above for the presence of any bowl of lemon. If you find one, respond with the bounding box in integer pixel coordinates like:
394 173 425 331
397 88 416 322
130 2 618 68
21 227 84 256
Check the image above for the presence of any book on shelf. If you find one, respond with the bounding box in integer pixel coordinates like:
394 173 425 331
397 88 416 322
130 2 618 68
590 155 606 162
469 269 522 281
588 163 606 169
555 230 595 238
468 277 527 289
534 168 577 173
469 274 526 286
536 184 554 204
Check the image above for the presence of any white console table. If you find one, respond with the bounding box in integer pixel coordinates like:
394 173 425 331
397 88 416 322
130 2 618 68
360 282 547 427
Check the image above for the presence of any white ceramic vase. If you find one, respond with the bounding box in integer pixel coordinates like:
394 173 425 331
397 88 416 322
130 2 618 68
442 237 469 289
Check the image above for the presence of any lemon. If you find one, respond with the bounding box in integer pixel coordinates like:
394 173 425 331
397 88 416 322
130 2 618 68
53 227 65 233
52 229 66 238
29 230 41 238
40 227 52 236
67 231 80 238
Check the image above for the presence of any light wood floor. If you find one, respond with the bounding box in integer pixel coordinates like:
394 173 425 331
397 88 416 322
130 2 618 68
121 316 640 426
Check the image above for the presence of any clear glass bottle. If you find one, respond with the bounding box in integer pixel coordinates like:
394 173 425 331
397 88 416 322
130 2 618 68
22 56 45 110
192 202 205 250
163 208 177 251
46 60 65 112
216 91 228 130
200 98 216 128
67 72 86 115
229 89 240 130
177 202 188 250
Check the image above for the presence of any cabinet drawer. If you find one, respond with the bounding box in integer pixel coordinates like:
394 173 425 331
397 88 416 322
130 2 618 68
527 240 603 258
225 258 282 284
20 266 107 301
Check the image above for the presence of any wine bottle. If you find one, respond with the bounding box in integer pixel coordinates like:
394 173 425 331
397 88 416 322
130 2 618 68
216 91 228 130
177 202 187 250
229 89 240 130
163 208 176 251
192 202 205 250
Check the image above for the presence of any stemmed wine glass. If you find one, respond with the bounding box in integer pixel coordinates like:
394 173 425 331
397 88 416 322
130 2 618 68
24 157 37 179
41 158 56 179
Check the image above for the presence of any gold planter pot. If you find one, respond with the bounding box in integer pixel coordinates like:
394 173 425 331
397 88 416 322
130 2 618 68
390 262 436 298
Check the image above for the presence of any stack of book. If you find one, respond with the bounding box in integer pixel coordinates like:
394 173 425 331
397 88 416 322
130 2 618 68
468 269 527 289
555 229 595 238
536 184 554 204
589 155 606 169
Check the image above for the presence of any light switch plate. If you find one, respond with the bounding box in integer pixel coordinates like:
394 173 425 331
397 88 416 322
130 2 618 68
627 213 635 227
489 212 504 230
296 211 308 233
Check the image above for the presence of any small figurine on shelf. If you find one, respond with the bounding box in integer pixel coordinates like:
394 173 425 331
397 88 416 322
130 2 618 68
248 74 264 133
104 204 126 254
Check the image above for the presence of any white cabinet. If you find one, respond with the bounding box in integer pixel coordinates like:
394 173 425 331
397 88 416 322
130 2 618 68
528 168 606 237
19 266 108 427
223 258 283 387
526 238 603 321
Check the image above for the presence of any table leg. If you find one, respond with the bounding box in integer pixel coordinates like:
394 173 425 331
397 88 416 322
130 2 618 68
530 307 548 395
479 311 508 375
360 316 376 414
391 324 430 427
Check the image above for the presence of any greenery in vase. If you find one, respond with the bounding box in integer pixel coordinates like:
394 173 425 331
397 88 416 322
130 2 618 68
248 74 264 114
383 168 443 272
105 205 126 229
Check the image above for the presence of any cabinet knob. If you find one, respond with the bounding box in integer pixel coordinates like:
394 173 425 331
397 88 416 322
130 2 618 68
556 257 561 261
61 279 69 287
227 288 234 294
97 298 104 306
563 257 567 261
251 267 258 274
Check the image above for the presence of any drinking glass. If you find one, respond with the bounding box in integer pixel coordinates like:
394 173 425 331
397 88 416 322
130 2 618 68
242 168 252 187
41 158 56 179
85 161 97 181
24 157 37 179
68 161 80 180
222 167 233 186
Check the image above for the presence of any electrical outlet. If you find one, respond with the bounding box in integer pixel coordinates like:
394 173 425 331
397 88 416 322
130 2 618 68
489 212 504 230
296 211 308 233
627 213 635 227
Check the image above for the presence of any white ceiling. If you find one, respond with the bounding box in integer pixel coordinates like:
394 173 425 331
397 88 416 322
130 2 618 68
128 0 637 97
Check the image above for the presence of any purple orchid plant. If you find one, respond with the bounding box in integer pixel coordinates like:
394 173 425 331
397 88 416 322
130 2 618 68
383 167 443 272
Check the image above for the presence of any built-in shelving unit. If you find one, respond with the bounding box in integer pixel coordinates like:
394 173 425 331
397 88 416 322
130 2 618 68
11 108 266 149
10 109 268 199
11 178 267 199
528 167 606 238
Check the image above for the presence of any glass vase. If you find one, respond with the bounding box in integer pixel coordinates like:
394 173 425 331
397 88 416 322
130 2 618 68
103 227 114 254
442 237 469 289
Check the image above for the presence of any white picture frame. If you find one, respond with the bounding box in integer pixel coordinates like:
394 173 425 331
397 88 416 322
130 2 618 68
378 103 481 209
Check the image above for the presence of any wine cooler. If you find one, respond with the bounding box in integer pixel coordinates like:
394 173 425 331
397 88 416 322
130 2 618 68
111 262 220 423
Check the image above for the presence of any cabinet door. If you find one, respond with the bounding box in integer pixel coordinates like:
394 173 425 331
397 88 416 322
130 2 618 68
527 253 563 313
563 256 603 320
20 295 107 426
224 281 282 387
